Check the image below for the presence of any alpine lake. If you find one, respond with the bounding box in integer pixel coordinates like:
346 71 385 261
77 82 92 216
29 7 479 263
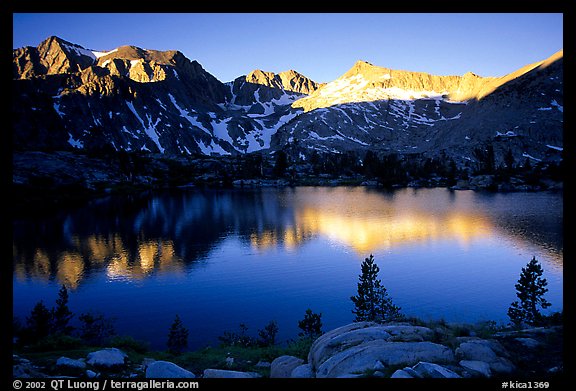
13 186 563 350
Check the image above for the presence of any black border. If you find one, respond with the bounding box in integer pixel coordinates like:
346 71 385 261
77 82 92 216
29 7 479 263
6 1 573 389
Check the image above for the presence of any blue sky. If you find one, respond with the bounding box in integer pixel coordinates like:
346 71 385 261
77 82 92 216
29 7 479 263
13 13 563 83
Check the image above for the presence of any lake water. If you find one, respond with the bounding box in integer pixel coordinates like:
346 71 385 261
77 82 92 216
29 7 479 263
13 187 563 350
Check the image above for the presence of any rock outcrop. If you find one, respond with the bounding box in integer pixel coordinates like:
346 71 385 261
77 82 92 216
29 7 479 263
459 360 492 377
11 321 562 379
56 357 87 375
290 363 314 378
86 348 127 369
202 369 261 378
308 322 455 378
412 361 461 378
271 321 558 378
270 355 305 378
145 361 195 378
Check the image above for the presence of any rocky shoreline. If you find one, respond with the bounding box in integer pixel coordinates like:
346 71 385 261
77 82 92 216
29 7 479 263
13 151 562 215
13 319 563 380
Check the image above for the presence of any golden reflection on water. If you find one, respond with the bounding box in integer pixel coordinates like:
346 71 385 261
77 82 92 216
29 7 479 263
302 209 489 254
106 240 183 281
249 209 491 254
13 188 562 287
249 225 305 252
249 188 492 254
13 234 183 289
84 235 123 264
56 253 84 289
13 248 52 283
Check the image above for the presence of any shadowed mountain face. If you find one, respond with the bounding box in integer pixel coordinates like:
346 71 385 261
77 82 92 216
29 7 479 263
13 36 320 155
276 53 563 165
13 36 562 165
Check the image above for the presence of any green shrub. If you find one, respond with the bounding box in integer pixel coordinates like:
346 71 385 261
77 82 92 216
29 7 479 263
33 335 84 352
257 321 279 347
109 335 149 354
284 338 315 360
78 312 116 346
218 323 256 348
298 309 323 340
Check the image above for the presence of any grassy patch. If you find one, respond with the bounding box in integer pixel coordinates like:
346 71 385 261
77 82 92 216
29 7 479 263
109 335 150 354
163 338 314 376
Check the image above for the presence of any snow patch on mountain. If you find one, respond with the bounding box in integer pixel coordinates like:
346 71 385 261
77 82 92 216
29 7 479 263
92 48 118 58
168 94 211 135
126 100 165 153
197 139 231 155
523 153 542 162
211 117 236 147
550 100 563 112
297 73 451 109
67 133 84 149
54 102 65 117
309 131 344 141
61 42 97 60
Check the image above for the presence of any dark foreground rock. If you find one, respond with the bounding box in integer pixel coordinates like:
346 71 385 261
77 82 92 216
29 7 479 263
12 321 562 379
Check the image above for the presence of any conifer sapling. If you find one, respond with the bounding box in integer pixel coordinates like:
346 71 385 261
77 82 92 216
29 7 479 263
167 314 189 355
508 257 551 327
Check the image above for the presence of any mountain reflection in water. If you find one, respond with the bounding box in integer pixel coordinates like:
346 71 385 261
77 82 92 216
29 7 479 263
13 187 562 289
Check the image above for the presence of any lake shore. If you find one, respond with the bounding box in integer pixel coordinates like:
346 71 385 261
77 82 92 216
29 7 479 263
13 317 563 380
12 150 562 215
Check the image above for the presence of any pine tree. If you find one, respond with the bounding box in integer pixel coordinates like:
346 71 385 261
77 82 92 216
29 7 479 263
167 315 189 355
504 148 515 172
26 301 52 341
351 255 401 323
373 284 402 323
508 257 551 327
298 309 323 339
273 151 289 177
257 320 279 347
52 285 74 336
78 312 116 346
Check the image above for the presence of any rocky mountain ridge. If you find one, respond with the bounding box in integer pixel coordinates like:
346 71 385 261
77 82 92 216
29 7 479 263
280 52 562 165
13 36 563 167
13 36 320 155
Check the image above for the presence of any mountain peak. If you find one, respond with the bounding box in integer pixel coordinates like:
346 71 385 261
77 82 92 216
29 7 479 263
278 69 301 79
246 69 276 84
42 35 77 47
94 45 185 66
42 35 66 45
354 60 374 67
242 69 320 95
341 60 386 79
39 36 97 60
350 60 376 72
463 71 481 78
13 35 97 79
